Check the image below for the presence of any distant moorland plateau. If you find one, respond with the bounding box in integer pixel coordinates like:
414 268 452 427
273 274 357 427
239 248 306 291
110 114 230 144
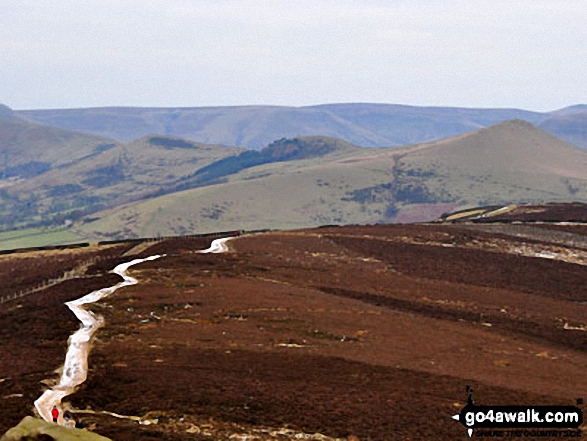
17 103 587 150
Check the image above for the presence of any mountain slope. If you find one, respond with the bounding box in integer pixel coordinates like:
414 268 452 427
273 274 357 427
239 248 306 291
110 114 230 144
313 103 547 145
0 104 22 120
399 119 587 174
19 104 547 149
538 112 587 150
78 121 587 238
548 105 587 117
191 136 360 187
0 136 242 230
0 104 113 177
385 120 587 220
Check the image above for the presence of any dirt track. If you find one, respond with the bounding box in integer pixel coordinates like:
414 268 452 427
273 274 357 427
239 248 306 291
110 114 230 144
33 254 163 424
1 225 587 440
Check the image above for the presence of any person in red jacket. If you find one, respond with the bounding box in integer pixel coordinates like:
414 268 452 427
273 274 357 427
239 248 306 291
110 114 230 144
51 406 59 423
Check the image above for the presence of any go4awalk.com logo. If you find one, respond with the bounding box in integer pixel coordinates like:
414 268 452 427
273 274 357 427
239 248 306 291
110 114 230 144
452 386 583 438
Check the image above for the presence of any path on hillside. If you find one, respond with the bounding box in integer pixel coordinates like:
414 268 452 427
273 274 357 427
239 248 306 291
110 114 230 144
196 237 232 254
34 237 232 424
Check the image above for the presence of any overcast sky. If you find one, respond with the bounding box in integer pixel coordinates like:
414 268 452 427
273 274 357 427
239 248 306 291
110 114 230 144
1 0 585 111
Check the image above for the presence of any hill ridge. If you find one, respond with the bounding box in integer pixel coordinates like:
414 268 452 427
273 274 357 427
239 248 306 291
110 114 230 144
400 119 587 175
0 104 25 121
17 103 551 149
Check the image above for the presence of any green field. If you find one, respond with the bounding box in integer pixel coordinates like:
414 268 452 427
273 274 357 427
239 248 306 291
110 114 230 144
0 227 88 251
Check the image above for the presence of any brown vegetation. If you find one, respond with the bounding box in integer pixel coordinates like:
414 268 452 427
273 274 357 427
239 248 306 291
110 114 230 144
1 223 587 440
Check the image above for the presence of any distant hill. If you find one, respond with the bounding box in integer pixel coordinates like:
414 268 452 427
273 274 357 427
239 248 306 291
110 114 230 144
0 104 21 120
77 121 587 239
0 105 120 231
0 135 242 231
548 105 587 117
313 103 547 145
18 104 548 149
538 111 587 150
192 136 359 186
0 105 113 176
385 120 587 219
398 119 587 176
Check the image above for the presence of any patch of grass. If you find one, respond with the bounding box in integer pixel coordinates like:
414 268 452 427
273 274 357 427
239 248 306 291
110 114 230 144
2 416 111 441
0 227 87 250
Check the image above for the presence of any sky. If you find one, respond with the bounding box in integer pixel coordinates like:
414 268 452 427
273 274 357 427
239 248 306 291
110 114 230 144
1 0 586 111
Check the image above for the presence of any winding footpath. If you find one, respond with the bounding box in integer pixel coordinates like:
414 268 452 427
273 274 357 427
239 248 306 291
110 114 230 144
34 237 232 424
196 237 232 254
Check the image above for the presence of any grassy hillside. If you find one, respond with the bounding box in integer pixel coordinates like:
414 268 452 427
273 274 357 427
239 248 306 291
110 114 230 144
389 120 587 207
78 121 587 239
0 105 122 232
2 117 586 245
19 103 547 149
0 136 357 235
77 138 383 237
0 106 113 175
79 147 396 237
0 227 86 250
0 136 242 231
191 136 359 186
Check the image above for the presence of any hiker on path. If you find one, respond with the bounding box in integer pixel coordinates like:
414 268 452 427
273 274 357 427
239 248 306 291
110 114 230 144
63 410 75 429
51 406 59 423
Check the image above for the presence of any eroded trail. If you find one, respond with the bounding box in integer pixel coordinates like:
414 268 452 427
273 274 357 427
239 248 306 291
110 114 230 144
196 237 232 254
34 255 163 423
33 237 233 424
